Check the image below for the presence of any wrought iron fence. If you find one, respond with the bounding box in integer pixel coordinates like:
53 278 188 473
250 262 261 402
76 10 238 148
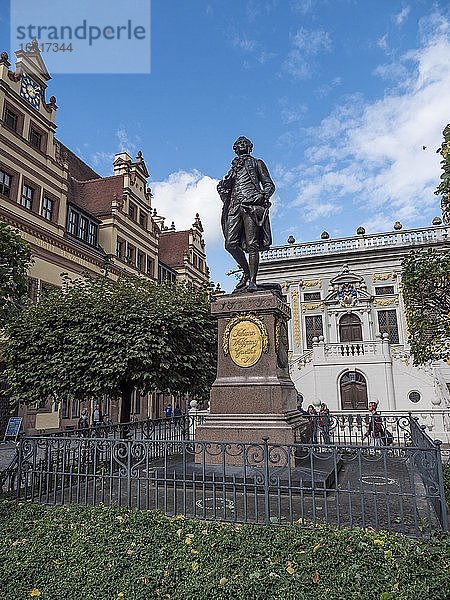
45 414 205 441
12 433 448 538
47 413 416 448
307 413 413 447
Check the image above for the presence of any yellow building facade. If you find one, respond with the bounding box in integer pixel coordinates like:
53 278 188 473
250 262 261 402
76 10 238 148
0 43 209 434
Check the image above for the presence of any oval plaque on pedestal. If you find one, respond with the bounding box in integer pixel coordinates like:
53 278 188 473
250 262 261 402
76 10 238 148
229 320 263 367
223 314 269 368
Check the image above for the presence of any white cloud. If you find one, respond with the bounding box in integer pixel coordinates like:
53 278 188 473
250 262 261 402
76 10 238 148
278 97 308 124
90 151 114 170
287 13 450 229
290 0 314 15
291 28 332 54
394 6 410 26
116 128 139 155
377 34 389 52
151 170 222 248
282 28 332 79
232 34 257 52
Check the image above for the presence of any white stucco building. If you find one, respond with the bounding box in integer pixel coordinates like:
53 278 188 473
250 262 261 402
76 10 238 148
258 222 450 442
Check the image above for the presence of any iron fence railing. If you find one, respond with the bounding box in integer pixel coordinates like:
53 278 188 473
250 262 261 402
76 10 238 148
44 413 428 448
2 413 448 537
44 414 205 441
11 432 448 538
308 413 413 446
409 417 449 527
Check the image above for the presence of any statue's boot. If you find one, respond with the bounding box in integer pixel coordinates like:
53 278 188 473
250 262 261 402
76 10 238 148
234 271 250 291
247 252 259 292
227 246 250 292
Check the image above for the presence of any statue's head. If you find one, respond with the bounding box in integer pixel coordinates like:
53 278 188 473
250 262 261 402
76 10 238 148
233 136 253 155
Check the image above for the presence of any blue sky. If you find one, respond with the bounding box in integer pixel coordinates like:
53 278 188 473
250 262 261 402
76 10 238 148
2 1 450 291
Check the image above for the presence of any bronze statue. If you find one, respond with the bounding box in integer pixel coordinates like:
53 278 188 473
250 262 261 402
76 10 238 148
218 136 275 292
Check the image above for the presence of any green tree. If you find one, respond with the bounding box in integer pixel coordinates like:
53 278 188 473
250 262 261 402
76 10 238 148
435 122 450 223
401 248 450 364
0 223 33 327
4 274 216 421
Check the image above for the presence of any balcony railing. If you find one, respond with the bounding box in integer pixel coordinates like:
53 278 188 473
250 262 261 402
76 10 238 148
323 342 380 357
261 224 449 263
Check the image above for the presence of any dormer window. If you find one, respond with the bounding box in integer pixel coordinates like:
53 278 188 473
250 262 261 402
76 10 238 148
66 206 99 248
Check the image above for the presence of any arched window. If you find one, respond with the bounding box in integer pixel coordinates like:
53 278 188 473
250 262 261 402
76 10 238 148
340 371 368 411
339 313 362 342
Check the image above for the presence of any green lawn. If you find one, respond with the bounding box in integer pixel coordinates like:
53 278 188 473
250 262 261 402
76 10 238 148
0 500 449 600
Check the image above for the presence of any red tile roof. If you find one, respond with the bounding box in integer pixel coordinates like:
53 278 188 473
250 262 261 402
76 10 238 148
159 230 190 268
68 175 124 217
58 142 100 181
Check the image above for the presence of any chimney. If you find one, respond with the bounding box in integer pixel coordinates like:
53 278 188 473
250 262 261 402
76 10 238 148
113 152 132 175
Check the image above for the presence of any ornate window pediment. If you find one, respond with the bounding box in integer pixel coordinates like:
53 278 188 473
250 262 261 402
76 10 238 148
324 265 372 308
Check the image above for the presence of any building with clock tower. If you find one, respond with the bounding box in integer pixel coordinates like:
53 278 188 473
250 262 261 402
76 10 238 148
0 42 210 434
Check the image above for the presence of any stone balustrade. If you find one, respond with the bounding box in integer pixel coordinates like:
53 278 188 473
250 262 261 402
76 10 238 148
323 341 379 357
261 224 449 263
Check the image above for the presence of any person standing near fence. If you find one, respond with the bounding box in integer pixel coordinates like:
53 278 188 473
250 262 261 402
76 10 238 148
319 403 331 444
307 405 318 444
173 404 182 425
364 401 384 446
92 403 103 427
165 404 172 419
78 408 89 436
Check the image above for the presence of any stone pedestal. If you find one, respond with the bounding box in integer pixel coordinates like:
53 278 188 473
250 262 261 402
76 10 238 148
195 289 308 464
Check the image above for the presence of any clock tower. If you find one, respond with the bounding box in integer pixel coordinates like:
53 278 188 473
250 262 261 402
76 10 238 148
14 39 52 114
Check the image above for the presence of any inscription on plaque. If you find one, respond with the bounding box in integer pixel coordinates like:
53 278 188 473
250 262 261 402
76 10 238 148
223 314 269 368
229 320 263 367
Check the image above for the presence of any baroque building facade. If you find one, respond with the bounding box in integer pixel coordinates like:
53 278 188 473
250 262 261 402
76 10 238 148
0 43 209 434
258 225 450 442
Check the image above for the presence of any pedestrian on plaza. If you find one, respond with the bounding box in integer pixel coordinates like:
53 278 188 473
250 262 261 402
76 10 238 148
165 403 172 419
307 404 318 444
173 404 182 425
318 402 332 444
297 394 309 416
364 401 384 446
92 403 103 427
78 408 89 434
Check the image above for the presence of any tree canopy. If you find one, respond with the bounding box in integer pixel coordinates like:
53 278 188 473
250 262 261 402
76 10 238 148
0 222 33 327
401 248 450 365
435 123 450 223
4 274 216 420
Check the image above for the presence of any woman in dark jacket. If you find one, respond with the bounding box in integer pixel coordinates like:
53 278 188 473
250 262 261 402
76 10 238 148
307 405 318 444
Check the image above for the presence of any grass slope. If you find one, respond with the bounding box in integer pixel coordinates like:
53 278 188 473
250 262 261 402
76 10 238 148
0 501 449 600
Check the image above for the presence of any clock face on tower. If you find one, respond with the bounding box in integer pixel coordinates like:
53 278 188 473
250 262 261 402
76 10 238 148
20 73 41 109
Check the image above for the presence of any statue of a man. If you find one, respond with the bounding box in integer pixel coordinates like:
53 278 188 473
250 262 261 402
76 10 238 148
217 136 275 292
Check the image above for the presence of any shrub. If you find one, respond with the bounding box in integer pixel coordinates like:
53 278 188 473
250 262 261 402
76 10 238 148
0 501 449 600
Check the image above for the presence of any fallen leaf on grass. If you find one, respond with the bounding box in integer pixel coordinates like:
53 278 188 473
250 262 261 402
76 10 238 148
312 572 320 584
